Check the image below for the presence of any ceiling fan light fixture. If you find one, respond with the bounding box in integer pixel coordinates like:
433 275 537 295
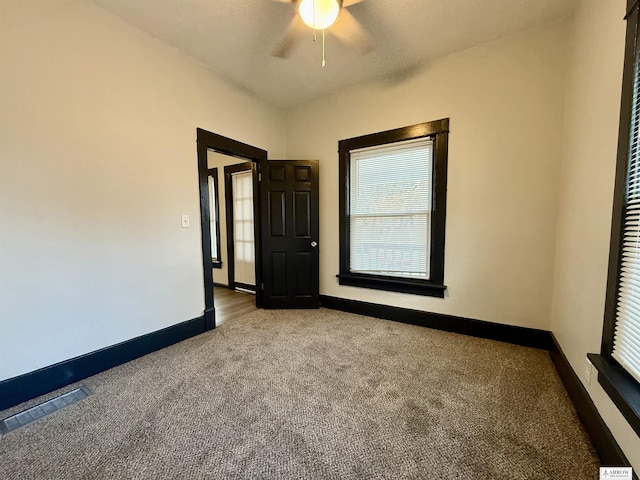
298 0 340 30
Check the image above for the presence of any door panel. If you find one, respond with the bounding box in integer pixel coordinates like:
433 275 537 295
261 160 319 309
295 252 312 296
269 191 286 237
294 192 311 237
272 252 288 296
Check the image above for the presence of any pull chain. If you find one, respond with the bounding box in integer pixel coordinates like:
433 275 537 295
310 0 326 66
311 29 326 67
322 29 326 67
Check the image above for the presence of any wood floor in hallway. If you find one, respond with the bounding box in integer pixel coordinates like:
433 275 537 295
213 286 256 326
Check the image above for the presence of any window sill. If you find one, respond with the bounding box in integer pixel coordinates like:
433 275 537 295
212 260 222 269
336 273 446 298
587 353 640 437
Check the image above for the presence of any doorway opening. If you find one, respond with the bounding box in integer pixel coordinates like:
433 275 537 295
197 128 321 329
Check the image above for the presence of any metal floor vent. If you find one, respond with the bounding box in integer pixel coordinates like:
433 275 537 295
0 386 92 434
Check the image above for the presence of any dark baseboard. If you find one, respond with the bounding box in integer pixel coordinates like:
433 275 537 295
234 282 256 293
319 295 552 350
0 316 206 411
549 334 635 474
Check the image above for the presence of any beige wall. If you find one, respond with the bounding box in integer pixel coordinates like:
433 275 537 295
551 0 640 469
0 0 284 380
286 24 568 330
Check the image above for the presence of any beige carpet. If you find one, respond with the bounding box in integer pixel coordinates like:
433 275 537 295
0 308 599 479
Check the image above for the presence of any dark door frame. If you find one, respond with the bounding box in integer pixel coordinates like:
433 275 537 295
224 162 256 292
196 128 265 330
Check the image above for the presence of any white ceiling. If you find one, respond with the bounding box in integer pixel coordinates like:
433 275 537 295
91 0 578 109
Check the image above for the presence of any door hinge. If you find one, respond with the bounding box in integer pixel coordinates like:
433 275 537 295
258 173 262 182
261 282 265 290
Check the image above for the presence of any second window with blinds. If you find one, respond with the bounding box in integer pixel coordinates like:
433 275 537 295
338 119 450 297
588 0 640 437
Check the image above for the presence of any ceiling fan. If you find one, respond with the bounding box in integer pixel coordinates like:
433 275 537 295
270 0 372 63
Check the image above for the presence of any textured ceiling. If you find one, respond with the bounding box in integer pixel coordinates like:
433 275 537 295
91 0 578 108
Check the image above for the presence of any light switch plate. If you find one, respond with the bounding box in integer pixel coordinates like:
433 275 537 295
181 214 190 228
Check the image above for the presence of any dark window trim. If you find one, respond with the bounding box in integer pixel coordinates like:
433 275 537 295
337 118 449 297
588 354 640 436
593 0 640 437
207 167 223 269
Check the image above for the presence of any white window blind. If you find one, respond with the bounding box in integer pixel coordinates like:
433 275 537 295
613 43 640 385
349 137 433 279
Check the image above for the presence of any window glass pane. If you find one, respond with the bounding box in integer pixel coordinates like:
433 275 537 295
232 171 255 285
208 175 218 260
349 138 433 279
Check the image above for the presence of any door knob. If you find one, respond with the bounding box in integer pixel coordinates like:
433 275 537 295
311 241 318 248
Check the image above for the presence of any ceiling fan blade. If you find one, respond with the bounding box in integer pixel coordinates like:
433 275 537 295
341 0 365 6
331 9 372 54
271 15 306 58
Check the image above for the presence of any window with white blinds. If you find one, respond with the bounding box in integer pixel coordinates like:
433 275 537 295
613 42 640 385
349 138 433 279
338 119 449 297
